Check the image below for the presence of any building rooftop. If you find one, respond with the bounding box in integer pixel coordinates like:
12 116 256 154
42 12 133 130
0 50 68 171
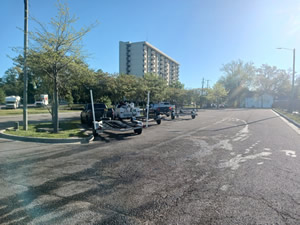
128 41 180 65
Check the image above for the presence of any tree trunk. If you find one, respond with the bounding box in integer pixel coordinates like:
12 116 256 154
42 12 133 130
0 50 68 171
53 76 59 133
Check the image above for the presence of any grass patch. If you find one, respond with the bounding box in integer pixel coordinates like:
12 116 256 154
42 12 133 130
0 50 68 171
0 107 79 116
275 108 300 124
5 120 88 138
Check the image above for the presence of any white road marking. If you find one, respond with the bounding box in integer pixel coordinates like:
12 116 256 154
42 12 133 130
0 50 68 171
144 118 230 153
272 110 300 135
264 148 271 151
281 150 297 158
220 185 229 191
219 152 272 170
232 119 250 142
257 162 264 165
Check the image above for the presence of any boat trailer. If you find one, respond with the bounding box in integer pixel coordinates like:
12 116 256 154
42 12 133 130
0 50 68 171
176 109 198 119
93 119 143 136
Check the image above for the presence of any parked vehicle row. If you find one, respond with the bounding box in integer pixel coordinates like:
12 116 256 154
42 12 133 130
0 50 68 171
80 101 198 137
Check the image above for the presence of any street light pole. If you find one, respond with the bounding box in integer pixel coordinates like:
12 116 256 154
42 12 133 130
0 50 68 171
292 48 296 107
277 47 296 113
23 0 29 130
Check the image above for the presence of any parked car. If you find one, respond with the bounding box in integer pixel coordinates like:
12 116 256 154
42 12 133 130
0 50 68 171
80 103 114 125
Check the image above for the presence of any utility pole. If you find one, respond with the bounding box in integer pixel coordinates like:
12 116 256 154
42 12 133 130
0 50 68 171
207 80 210 89
23 0 29 130
201 78 205 96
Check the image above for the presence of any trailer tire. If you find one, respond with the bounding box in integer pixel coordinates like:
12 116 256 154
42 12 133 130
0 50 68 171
80 116 84 124
93 129 98 137
192 115 196 119
156 119 161 125
171 114 175 120
134 128 142 135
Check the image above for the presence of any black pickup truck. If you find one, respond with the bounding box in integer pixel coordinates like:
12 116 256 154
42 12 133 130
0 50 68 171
149 102 176 119
80 103 114 125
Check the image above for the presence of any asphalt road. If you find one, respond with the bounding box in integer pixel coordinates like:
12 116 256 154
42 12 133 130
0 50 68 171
0 109 299 225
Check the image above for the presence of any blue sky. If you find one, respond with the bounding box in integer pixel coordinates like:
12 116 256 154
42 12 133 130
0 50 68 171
1 0 300 88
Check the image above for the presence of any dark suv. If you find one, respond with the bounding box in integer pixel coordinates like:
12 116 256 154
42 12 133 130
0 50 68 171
80 103 114 125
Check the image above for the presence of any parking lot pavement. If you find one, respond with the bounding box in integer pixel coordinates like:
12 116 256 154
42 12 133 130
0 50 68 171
0 109 299 224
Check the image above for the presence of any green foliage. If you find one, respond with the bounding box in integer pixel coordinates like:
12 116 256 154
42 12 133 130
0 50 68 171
27 0 97 132
169 80 185 89
0 88 5 104
2 67 23 97
142 73 168 103
207 83 228 107
219 59 255 106
255 64 291 99
96 96 112 106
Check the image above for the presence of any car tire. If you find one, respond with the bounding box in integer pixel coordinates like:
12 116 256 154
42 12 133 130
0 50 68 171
156 119 161 125
192 115 196 119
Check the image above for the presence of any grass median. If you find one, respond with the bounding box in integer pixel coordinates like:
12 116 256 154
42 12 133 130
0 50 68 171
0 108 79 116
5 120 89 139
275 108 300 124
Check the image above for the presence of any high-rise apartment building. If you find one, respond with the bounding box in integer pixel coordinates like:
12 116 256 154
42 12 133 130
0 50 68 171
119 41 179 85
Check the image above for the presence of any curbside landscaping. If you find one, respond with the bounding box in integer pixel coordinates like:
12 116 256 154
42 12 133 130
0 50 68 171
272 109 300 129
0 128 94 144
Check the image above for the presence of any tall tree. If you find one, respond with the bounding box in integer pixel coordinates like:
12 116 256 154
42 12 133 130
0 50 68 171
29 0 97 132
219 59 255 107
207 83 228 108
255 64 291 100
0 89 5 104
2 67 23 97
141 73 168 103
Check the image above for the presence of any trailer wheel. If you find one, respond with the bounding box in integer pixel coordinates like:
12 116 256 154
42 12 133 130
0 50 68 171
156 119 161 125
171 114 175 120
192 115 196 119
93 129 98 137
134 128 142 135
80 116 84 124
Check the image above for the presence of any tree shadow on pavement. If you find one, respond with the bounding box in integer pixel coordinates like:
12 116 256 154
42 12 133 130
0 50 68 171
94 132 138 143
0 154 142 224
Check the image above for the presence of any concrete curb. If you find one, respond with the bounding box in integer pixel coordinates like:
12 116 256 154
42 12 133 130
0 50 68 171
272 109 300 128
0 128 94 144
